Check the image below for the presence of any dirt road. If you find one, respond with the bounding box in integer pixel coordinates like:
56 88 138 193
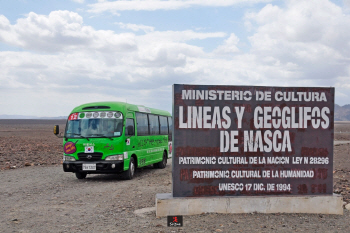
1 162 350 233
0 162 172 233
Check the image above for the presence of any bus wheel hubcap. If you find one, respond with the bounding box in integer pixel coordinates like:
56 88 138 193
130 162 134 175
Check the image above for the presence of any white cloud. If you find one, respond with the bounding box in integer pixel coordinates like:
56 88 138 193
344 0 350 9
246 0 350 54
1 1 350 116
88 0 274 13
244 0 350 86
0 11 228 115
0 11 137 53
116 22 154 32
214 33 240 54
71 0 85 3
140 30 226 42
0 11 225 54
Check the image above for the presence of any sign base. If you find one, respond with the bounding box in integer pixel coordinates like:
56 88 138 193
156 193 343 217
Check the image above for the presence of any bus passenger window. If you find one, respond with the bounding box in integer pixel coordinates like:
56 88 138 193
168 117 172 135
136 112 149 136
159 116 168 135
149 114 160 135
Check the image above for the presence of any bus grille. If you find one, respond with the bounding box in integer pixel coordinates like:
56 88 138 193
77 152 103 161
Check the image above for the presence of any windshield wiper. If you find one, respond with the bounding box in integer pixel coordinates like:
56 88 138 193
69 133 90 141
87 134 114 140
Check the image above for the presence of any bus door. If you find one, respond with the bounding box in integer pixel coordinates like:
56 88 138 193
125 118 137 165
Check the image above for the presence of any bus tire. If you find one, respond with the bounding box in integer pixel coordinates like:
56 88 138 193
153 161 159 168
155 151 167 169
75 172 87 179
123 157 135 180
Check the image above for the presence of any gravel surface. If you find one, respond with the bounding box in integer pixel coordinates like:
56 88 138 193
0 120 350 233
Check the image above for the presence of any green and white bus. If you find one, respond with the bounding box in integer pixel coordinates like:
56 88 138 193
53 101 172 180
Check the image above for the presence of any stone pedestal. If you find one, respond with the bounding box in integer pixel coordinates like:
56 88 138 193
156 193 343 217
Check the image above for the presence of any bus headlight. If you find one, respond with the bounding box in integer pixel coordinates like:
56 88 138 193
105 155 124 161
64 156 76 161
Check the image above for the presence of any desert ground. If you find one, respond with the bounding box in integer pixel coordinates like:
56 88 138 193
0 119 349 232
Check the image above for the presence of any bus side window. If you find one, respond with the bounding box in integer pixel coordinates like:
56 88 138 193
125 118 135 136
168 116 173 140
136 112 149 136
168 117 172 134
148 114 160 135
159 116 168 135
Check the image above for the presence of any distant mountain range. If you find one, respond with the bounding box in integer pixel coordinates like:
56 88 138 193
1 105 350 121
0 115 67 119
335 104 350 121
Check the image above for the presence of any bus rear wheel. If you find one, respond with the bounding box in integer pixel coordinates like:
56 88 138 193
75 172 87 179
154 151 167 169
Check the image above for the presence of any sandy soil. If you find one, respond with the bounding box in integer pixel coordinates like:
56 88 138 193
335 121 350 141
0 120 350 232
333 122 350 203
0 119 66 170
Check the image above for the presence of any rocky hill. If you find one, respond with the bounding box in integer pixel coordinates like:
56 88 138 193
335 104 350 121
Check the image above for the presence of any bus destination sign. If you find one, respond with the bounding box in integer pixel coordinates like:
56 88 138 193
172 84 334 197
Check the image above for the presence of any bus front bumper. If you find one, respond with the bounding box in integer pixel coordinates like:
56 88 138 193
63 161 124 173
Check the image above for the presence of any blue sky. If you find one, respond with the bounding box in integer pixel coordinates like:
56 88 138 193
0 0 349 117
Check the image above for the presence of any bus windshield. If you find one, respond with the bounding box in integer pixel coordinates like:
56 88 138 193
65 118 123 138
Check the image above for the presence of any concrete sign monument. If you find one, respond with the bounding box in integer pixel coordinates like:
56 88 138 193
156 84 343 216
173 84 333 197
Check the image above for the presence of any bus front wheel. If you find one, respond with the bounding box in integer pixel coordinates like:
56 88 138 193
75 172 87 179
123 157 135 180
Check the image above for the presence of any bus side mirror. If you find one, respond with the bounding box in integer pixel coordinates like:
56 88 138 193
126 125 134 136
53 125 59 135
